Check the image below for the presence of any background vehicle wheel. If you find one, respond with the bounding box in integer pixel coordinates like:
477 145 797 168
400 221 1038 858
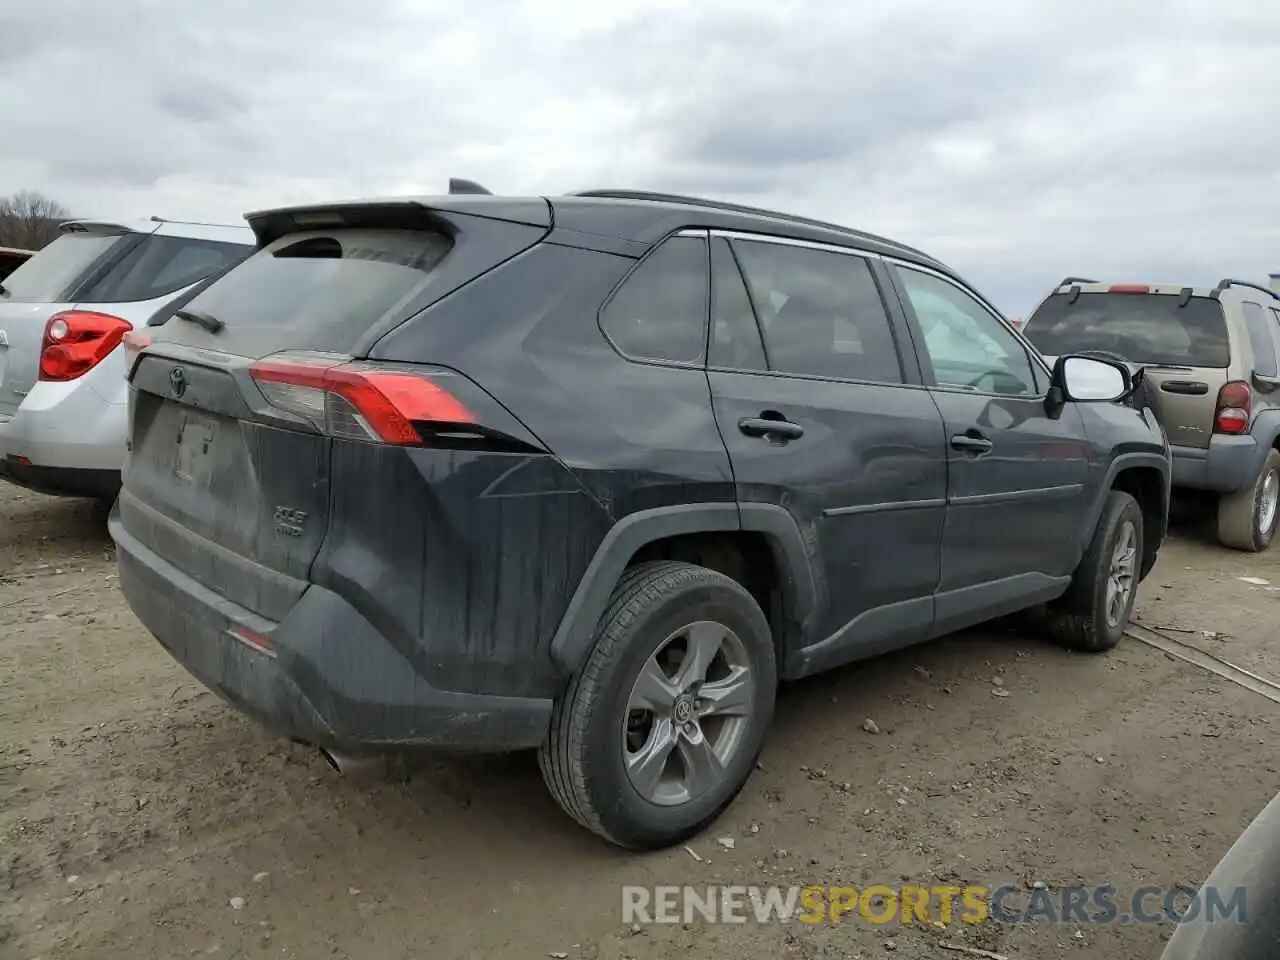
1217 450 1280 553
1047 490 1143 653
539 560 776 850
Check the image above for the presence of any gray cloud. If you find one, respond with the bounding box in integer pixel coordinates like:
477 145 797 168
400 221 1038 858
0 0 1277 314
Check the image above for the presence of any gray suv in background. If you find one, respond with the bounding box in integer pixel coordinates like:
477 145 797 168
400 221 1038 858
1023 279 1280 552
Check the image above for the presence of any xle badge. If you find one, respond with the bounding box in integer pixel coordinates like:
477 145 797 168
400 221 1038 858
273 506 308 538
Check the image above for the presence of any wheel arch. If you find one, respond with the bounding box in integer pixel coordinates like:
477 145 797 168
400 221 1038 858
548 503 819 677
1092 453 1169 581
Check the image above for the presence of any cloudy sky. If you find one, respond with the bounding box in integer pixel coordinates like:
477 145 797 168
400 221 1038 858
1 0 1277 314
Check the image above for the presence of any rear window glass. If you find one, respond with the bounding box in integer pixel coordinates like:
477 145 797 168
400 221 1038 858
0 231 130 301
1024 292 1230 368
81 235 250 303
177 229 451 356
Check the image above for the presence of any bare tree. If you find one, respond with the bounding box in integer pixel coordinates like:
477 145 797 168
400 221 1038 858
0 191 70 250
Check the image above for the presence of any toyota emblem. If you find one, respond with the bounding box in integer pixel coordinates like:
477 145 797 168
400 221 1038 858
169 366 188 398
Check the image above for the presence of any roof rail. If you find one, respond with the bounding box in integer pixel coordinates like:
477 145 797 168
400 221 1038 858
1059 276 1098 286
1212 278 1280 301
570 188 936 261
448 178 492 196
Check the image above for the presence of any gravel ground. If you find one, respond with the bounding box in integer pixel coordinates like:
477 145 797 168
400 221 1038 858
1 483 1277 960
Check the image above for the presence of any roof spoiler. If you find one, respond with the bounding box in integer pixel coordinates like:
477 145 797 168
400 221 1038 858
448 178 492 195
59 219 132 236
1212 278 1280 301
1058 276 1098 286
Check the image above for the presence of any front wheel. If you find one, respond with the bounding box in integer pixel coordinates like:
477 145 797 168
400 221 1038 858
1047 490 1144 653
1217 449 1280 553
539 561 776 849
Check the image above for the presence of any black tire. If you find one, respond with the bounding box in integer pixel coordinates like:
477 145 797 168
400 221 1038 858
538 560 776 849
1216 449 1280 553
1047 490 1143 653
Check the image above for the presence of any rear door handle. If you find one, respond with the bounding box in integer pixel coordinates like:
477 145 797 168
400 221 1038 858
950 433 993 454
739 417 804 441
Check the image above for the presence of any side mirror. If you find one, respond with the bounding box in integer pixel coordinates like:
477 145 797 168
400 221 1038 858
1253 372 1280 393
1053 354 1131 403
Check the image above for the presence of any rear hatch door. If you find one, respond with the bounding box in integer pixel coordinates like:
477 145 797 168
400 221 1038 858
1023 286 1229 448
0 221 151 418
119 202 549 621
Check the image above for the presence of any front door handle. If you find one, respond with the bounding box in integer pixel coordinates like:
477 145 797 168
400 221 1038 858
950 432 993 454
739 417 804 441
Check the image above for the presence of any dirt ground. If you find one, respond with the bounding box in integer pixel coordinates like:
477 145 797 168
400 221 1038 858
2 484 1278 960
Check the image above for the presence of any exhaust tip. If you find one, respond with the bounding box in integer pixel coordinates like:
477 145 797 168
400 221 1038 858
319 748 385 785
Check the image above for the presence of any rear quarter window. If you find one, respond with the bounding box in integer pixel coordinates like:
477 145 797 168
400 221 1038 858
0 231 132 301
172 228 452 357
1025 292 1230 368
81 235 251 303
599 235 709 364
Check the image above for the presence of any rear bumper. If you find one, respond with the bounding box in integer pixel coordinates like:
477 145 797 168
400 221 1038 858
0 458 120 500
110 506 553 754
1170 436 1260 494
0 375 127 473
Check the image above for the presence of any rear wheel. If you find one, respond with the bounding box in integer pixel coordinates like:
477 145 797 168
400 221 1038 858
1217 450 1280 553
1047 490 1143 653
539 561 776 849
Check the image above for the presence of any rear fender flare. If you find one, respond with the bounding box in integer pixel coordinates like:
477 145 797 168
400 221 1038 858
548 502 818 676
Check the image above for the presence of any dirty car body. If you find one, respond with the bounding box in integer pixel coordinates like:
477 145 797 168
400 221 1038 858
110 189 1171 847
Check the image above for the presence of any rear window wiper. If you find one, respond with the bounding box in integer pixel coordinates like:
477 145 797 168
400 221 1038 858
172 308 224 334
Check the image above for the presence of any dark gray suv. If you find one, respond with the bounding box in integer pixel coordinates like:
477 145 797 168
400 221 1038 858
109 186 1171 849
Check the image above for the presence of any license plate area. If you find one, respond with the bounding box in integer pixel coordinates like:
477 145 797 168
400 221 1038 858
174 415 217 484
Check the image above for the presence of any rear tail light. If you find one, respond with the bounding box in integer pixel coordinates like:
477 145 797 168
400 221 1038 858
39 310 133 382
249 354 475 446
1214 380 1252 435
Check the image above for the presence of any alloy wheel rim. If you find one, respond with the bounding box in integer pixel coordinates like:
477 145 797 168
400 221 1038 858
1105 520 1138 628
622 620 754 807
1258 470 1279 537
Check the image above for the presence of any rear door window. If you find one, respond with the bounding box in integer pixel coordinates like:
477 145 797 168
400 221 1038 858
600 235 709 364
81 235 251 303
1024 292 1230 367
1241 302 1279 377
170 229 452 357
0 231 134 301
730 238 903 384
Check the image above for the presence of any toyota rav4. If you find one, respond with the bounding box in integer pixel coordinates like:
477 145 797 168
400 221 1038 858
110 185 1171 849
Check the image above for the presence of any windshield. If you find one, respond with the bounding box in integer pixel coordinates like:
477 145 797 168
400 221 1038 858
175 228 452 356
0 231 132 302
1024 292 1230 367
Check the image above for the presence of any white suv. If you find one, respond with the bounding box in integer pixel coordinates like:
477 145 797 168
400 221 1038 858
0 217 253 501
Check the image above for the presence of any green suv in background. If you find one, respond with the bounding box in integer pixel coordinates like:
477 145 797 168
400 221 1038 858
1023 278 1280 552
